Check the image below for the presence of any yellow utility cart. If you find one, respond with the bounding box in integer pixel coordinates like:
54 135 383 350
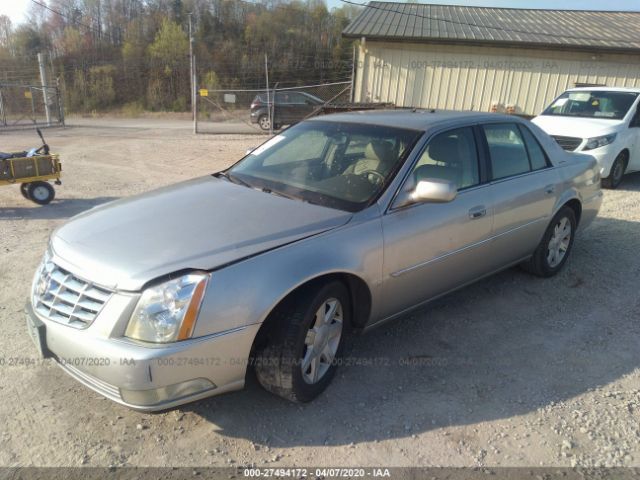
0 129 61 205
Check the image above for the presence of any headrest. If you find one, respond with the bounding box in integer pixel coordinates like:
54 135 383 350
365 140 395 164
428 136 459 165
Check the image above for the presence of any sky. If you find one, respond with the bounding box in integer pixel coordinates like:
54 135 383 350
1 0 639 26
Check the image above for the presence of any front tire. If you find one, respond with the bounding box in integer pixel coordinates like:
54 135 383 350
253 281 351 402
258 114 271 131
28 181 55 205
602 152 627 189
522 206 576 277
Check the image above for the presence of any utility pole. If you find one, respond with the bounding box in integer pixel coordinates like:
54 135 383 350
193 55 197 134
37 52 51 126
188 13 195 123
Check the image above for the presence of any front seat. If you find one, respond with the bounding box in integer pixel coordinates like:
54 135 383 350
413 135 462 186
343 140 395 176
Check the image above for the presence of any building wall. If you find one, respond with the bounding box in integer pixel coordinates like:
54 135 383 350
354 41 640 115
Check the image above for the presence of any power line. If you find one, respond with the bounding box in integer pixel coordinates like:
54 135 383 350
339 0 637 45
29 0 98 34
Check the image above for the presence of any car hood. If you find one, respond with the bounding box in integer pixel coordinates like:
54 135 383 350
532 115 622 138
51 176 352 291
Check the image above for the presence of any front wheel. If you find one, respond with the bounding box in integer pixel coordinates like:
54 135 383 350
258 115 271 131
253 281 351 402
522 206 576 277
601 152 627 189
28 181 55 205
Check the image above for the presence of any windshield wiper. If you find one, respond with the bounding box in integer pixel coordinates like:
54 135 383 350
216 171 252 188
261 187 298 201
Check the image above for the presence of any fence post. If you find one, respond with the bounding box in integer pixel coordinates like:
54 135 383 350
56 79 65 126
29 87 37 125
265 53 272 136
0 87 6 127
37 52 52 126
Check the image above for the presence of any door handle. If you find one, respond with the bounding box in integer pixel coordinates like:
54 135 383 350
544 184 556 194
468 206 487 219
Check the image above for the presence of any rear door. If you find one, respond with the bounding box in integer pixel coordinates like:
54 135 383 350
289 93 318 123
380 126 495 318
482 122 561 266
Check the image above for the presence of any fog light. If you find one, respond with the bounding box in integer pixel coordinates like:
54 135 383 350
120 378 216 406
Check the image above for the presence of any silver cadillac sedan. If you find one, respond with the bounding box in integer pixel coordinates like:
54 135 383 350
27 111 603 410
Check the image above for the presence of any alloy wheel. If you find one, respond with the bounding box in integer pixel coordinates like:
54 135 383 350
301 298 343 384
547 217 572 268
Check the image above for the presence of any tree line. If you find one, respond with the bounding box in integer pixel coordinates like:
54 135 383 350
0 0 360 113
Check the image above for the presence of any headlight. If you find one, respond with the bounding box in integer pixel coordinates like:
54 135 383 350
32 248 53 303
125 273 209 343
583 133 617 151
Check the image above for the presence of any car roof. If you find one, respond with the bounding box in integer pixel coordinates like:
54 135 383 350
567 86 640 93
307 109 521 131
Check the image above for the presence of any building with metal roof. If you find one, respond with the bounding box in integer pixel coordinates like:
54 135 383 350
343 2 640 115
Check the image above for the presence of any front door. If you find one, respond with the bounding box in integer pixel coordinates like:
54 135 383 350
380 126 494 319
628 102 640 172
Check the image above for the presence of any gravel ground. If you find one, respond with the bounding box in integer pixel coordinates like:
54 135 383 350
0 120 639 469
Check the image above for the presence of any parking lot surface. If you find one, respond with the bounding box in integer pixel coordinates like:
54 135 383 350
0 120 639 467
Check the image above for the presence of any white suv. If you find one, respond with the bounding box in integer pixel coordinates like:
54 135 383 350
533 87 640 188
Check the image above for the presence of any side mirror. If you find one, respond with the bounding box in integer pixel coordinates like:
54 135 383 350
395 179 457 208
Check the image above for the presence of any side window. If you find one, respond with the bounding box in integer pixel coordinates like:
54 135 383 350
484 123 530 180
519 125 549 171
630 105 640 127
411 127 479 190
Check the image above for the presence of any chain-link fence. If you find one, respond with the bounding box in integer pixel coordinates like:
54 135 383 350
196 81 352 135
0 84 65 130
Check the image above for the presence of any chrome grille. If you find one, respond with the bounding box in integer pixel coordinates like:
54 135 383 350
551 135 583 151
33 261 112 329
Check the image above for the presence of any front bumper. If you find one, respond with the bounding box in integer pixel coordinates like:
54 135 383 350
579 145 618 178
26 301 260 411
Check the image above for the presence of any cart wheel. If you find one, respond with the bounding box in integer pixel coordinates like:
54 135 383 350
20 183 31 200
28 181 55 205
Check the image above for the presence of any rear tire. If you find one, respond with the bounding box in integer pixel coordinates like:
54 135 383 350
601 152 627 189
522 206 576 277
20 183 31 200
28 181 55 205
253 281 350 402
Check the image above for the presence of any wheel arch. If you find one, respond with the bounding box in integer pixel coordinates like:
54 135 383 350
248 271 372 357
563 198 582 226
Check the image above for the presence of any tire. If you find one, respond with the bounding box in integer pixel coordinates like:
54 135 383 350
522 206 576 277
253 281 351 402
20 183 31 200
27 181 55 205
601 152 627 189
258 115 271 131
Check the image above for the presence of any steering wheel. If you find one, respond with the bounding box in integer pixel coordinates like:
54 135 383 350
358 169 385 186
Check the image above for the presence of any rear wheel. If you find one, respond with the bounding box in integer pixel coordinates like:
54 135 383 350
522 206 576 277
602 152 627 189
20 183 31 200
253 281 350 402
28 181 55 205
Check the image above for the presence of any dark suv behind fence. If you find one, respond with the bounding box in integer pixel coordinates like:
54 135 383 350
250 91 324 131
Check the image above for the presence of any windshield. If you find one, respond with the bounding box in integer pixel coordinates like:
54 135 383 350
542 90 638 120
227 120 422 212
